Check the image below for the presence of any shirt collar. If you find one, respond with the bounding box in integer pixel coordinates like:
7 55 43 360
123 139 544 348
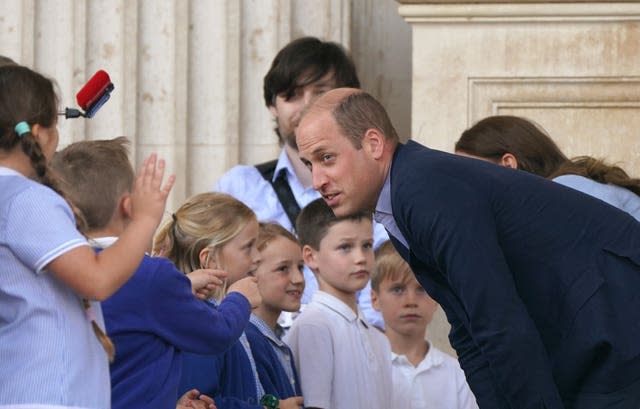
374 167 393 217
391 341 444 372
88 236 118 249
250 314 287 346
273 148 296 183
312 290 368 327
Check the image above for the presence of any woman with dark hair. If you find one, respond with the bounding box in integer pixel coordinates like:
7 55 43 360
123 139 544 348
455 115 640 220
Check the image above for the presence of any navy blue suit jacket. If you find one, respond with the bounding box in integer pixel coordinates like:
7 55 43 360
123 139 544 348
388 141 640 409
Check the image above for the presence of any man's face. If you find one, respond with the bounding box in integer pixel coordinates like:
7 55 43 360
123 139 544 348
268 71 337 150
297 110 380 216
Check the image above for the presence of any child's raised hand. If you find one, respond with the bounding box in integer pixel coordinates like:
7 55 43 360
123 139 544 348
130 153 175 228
227 276 261 308
187 269 227 300
277 396 304 409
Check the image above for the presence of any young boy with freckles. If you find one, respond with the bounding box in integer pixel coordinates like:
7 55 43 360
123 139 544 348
284 198 392 409
371 241 478 409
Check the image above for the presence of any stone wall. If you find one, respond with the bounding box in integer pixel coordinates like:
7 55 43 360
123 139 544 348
0 0 412 210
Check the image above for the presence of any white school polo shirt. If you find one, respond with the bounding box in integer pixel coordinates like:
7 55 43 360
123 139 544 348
391 342 479 409
285 291 392 409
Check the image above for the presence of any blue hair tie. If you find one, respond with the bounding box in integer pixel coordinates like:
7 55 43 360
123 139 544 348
14 121 30 137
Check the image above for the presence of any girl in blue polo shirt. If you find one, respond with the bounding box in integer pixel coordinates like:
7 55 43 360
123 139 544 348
0 65 174 408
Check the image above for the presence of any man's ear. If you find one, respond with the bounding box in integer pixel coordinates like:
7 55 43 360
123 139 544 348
371 288 381 312
500 153 519 169
362 128 385 160
302 245 318 270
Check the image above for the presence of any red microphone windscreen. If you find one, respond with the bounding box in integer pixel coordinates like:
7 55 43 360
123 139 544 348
76 70 112 110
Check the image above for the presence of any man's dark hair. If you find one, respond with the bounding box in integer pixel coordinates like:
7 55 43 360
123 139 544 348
263 36 360 107
296 198 371 250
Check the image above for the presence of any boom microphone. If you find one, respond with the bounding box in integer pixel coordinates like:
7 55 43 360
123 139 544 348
60 70 115 119
77 70 114 117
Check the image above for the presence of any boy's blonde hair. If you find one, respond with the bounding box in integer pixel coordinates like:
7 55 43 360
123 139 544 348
257 222 300 252
372 241 414 292
153 192 256 275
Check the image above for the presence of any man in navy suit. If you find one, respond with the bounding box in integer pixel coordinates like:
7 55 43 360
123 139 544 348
295 88 640 409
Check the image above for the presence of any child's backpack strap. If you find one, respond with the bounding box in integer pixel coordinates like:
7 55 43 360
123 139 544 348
255 160 301 229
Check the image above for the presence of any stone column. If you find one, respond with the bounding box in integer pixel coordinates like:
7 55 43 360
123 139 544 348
187 0 241 195
0 0 412 214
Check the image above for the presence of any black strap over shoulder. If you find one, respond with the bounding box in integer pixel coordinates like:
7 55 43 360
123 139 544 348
256 159 301 229
255 159 278 182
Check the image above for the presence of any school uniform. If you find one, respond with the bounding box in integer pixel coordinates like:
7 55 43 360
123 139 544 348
245 314 302 399
285 291 392 409
0 167 108 409
95 237 252 409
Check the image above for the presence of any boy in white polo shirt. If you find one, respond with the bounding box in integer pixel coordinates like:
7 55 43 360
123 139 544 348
285 198 392 409
371 241 478 409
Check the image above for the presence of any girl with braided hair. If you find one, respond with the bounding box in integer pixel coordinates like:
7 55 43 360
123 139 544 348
0 64 174 408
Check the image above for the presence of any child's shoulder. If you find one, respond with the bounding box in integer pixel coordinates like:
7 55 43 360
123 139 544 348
112 255 188 296
292 302 335 325
245 319 266 340
245 320 273 350
1 173 63 210
286 305 336 340
140 254 182 274
426 344 465 373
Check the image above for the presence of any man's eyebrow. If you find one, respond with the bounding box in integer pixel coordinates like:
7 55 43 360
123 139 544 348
311 146 329 157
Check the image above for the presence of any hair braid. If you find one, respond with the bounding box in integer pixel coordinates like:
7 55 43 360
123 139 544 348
19 130 88 232
20 131 47 177
82 299 115 362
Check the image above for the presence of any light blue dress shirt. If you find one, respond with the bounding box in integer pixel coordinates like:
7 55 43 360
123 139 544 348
374 166 410 250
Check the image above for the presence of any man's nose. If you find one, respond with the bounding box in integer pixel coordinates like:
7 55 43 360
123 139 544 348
312 169 327 191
